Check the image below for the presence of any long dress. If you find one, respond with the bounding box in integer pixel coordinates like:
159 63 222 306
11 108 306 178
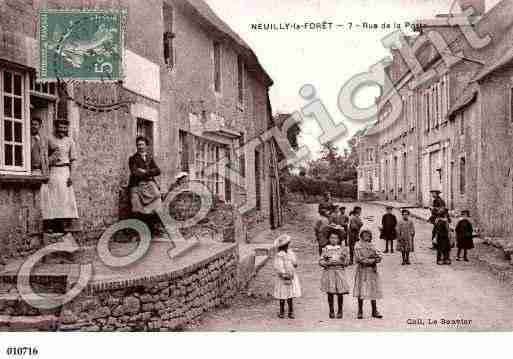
455 218 474 250
396 219 415 253
41 135 79 220
320 245 350 294
128 152 163 215
273 250 302 299
353 241 383 300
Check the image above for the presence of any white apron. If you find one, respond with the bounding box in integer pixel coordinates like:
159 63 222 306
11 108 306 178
41 166 79 219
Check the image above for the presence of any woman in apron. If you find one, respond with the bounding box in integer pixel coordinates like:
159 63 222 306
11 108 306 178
41 119 79 233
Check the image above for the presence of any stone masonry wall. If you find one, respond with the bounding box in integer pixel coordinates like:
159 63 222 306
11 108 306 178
476 68 513 237
59 244 238 331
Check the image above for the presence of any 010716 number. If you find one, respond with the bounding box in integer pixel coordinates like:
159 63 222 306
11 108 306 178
6 347 39 356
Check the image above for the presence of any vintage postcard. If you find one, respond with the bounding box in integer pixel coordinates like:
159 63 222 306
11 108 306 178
0 0 513 356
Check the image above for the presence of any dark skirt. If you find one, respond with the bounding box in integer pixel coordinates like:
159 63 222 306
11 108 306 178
437 235 451 252
382 229 396 241
457 235 474 250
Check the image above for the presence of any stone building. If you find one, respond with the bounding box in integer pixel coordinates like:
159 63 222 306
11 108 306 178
357 0 513 237
0 0 280 259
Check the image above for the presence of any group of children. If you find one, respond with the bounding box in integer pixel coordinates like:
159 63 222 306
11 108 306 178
381 206 475 266
380 206 415 265
272 200 476 320
274 205 383 320
431 208 475 265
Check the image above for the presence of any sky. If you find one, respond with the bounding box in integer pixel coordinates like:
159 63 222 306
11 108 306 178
204 0 501 159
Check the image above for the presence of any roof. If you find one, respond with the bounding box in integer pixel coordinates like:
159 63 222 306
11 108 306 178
447 82 478 118
474 46 513 82
175 0 273 87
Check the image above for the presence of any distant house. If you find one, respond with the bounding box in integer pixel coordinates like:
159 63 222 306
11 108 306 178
357 0 513 237
0 0 281 259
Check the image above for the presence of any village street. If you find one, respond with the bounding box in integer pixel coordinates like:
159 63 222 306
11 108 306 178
193 203 513 331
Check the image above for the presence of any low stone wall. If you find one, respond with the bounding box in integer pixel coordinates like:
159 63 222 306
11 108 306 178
58 243 238 331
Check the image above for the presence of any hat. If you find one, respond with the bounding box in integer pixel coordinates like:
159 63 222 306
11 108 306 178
430 190 441 194
174 172 188 181
461 209 470 216
274 234 291 248
386 205 393 210
401 209 410 215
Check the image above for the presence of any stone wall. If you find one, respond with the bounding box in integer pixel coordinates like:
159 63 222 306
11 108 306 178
475 68 513 237
0 0 274 262
58 244 238 331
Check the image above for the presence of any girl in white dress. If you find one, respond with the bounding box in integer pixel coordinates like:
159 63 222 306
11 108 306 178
273 234 301 319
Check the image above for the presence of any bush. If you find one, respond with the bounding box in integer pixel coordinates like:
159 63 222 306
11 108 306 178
286 175 357 200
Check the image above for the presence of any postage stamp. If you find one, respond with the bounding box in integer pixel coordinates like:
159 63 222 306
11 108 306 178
38 8 126 81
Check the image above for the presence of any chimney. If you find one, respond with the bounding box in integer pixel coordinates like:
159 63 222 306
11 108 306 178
458 0 485 16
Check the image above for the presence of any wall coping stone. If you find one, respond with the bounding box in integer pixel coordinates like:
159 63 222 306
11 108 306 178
85 242 238 294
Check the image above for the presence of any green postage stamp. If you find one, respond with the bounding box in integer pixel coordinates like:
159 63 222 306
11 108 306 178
39 8 126 81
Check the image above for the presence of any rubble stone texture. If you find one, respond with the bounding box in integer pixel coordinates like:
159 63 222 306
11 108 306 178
56 246 238 332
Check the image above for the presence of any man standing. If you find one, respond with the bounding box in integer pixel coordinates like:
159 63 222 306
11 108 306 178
429 190 448 249
315 208 333 255
431 190 446 209
41 119 79 234
30 117 48 176
329 205 348 246
319 192 334 218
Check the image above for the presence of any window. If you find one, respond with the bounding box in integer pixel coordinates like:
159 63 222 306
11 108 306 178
224 148 232 202
460 157 466 194
192 136 227 199
255 148 262 210
30 73 57 97
426 92 430 131
441 81 445 123
136 118 154 154
178 130 189 172
213 41 222 93
163 4 175 68
435 84 439 126
237 56 244 105
460 112 465 135
239 132 246 178
510 87 513 123
1 69 27 172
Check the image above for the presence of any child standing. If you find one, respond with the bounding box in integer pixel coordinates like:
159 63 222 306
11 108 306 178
434 209 452 265
315 211 333 256
381 206 397 253
397 209 415 265
353 229 383 319
273 234 302 319
319 232 350 319
455 210 474 262
348 206 363 265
